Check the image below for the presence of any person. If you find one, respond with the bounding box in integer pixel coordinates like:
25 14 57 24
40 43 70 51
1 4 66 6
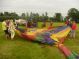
27 21 32 28
70 21 77 39
25 21 28 31
2 20 11 39
33 21 37 28
65 18 72 27
15 20 19 29
48 21 53 29
42 21 46 28
9 20 15 40
65 19 69 26
68 21 72 27
65 16 70 26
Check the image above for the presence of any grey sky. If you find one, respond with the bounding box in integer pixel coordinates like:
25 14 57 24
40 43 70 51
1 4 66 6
0 0 79 16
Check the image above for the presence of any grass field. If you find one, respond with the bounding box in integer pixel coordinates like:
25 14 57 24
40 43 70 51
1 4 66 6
0 22 79 59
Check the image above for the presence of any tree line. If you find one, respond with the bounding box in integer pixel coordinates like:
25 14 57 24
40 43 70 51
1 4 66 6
0 8 79 22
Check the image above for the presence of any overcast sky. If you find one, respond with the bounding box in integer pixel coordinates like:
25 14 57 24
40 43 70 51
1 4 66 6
0 0 79 16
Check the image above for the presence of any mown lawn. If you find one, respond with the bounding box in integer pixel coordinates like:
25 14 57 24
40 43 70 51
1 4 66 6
0 22 79 59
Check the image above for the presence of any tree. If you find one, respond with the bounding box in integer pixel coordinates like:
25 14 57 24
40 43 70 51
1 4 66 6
4 12 10 19
4 12 10 16
0 12 19 22
68 8 79 22
49 17 54 21
21 13 26 19
29 12 33 21
26 12 29 20
0 12 4 21
44 12 49 21
41 13 45 22
54 13 62 22
10 12 19 19
0 12 3 16
33 13 39 22
45 12 48 16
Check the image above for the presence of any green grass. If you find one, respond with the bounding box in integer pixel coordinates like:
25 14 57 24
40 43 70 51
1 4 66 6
0 22 79 59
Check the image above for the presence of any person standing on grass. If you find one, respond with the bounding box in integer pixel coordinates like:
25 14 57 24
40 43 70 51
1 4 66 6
48 21 53 29
27 21 32 28
70 21 77 39
9 20 15 40
2 20 11 39
33 21 37 28
65 19 69 26
42 21 46 28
